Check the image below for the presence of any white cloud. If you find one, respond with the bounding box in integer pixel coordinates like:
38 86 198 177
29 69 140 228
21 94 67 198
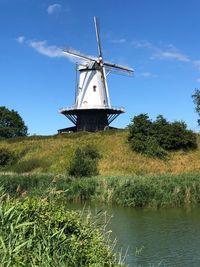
136 71 157 78
16 36 66 58
111 38 126 44
28 40 64 58
47 4 62 15
132 40 191 63
132 40 153 49
140 72 156 77
141 72 151 77
16 36 91 64
28 40 94 63
152 50 190 62
16 36 25 44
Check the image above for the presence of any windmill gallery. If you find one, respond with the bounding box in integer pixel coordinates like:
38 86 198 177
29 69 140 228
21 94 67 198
58 17 134 133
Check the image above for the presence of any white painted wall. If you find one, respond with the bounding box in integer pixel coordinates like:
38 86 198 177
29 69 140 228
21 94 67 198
76 68 110 109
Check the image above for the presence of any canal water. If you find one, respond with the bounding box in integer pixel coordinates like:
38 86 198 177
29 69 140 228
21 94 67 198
67 203 200 267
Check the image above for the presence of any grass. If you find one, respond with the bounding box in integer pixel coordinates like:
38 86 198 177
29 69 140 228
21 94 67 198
0 129 200 176
1 172 200 208
0 187 123 267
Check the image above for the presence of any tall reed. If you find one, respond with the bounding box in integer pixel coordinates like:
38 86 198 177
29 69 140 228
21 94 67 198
1 173 200 208
0 187 123 266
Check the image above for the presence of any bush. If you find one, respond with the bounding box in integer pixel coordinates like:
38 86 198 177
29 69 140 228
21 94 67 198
128 114 197 158
68 145 101 177
0 148 17 167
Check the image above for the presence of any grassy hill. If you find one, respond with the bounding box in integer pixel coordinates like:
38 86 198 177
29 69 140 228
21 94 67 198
0 129 200 176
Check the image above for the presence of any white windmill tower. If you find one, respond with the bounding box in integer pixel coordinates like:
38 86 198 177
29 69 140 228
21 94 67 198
58 17 134 133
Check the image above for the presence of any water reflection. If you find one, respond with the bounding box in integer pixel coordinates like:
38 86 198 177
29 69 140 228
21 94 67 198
67 203 200 267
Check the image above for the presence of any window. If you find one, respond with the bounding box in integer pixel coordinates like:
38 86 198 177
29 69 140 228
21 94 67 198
93 85 97 92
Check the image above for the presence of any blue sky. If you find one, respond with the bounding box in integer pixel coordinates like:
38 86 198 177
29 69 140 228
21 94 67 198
1 0 200 135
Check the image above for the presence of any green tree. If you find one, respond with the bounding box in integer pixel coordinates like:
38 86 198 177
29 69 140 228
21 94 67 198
0 106 28 138
192 89 200 125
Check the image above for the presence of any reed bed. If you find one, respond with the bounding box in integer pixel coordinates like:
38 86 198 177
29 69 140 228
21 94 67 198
1 173 200 208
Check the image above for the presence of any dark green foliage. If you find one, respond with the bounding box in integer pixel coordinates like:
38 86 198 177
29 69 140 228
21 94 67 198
0 106 28 138
152 116 197 150
68 145 101 177
0 191 117 266
192 88 200 125
0 148 17 167
128 114 197 158
144 137 168 159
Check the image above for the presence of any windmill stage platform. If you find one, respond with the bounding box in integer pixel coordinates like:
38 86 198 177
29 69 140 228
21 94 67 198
58 106 125 133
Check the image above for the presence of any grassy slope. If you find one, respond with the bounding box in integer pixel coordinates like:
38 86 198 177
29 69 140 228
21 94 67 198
0 129 200 176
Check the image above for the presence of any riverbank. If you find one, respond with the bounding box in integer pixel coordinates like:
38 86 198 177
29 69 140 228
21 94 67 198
0 130 200 176
1 172 200 208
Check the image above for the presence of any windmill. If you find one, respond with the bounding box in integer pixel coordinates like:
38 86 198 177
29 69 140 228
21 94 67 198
58 17 134 133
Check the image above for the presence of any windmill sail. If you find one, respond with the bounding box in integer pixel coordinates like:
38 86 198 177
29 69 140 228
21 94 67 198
94 16 103 58
104 61 134 75
63 49 97 63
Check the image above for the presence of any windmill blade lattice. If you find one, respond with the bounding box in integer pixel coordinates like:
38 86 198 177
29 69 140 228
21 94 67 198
94 16 103 58
104 61 134 76
63 49 97 63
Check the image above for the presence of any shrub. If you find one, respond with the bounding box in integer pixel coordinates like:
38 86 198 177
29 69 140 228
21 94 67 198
128 114 197 158
0 148 17 167
68 145 101 177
